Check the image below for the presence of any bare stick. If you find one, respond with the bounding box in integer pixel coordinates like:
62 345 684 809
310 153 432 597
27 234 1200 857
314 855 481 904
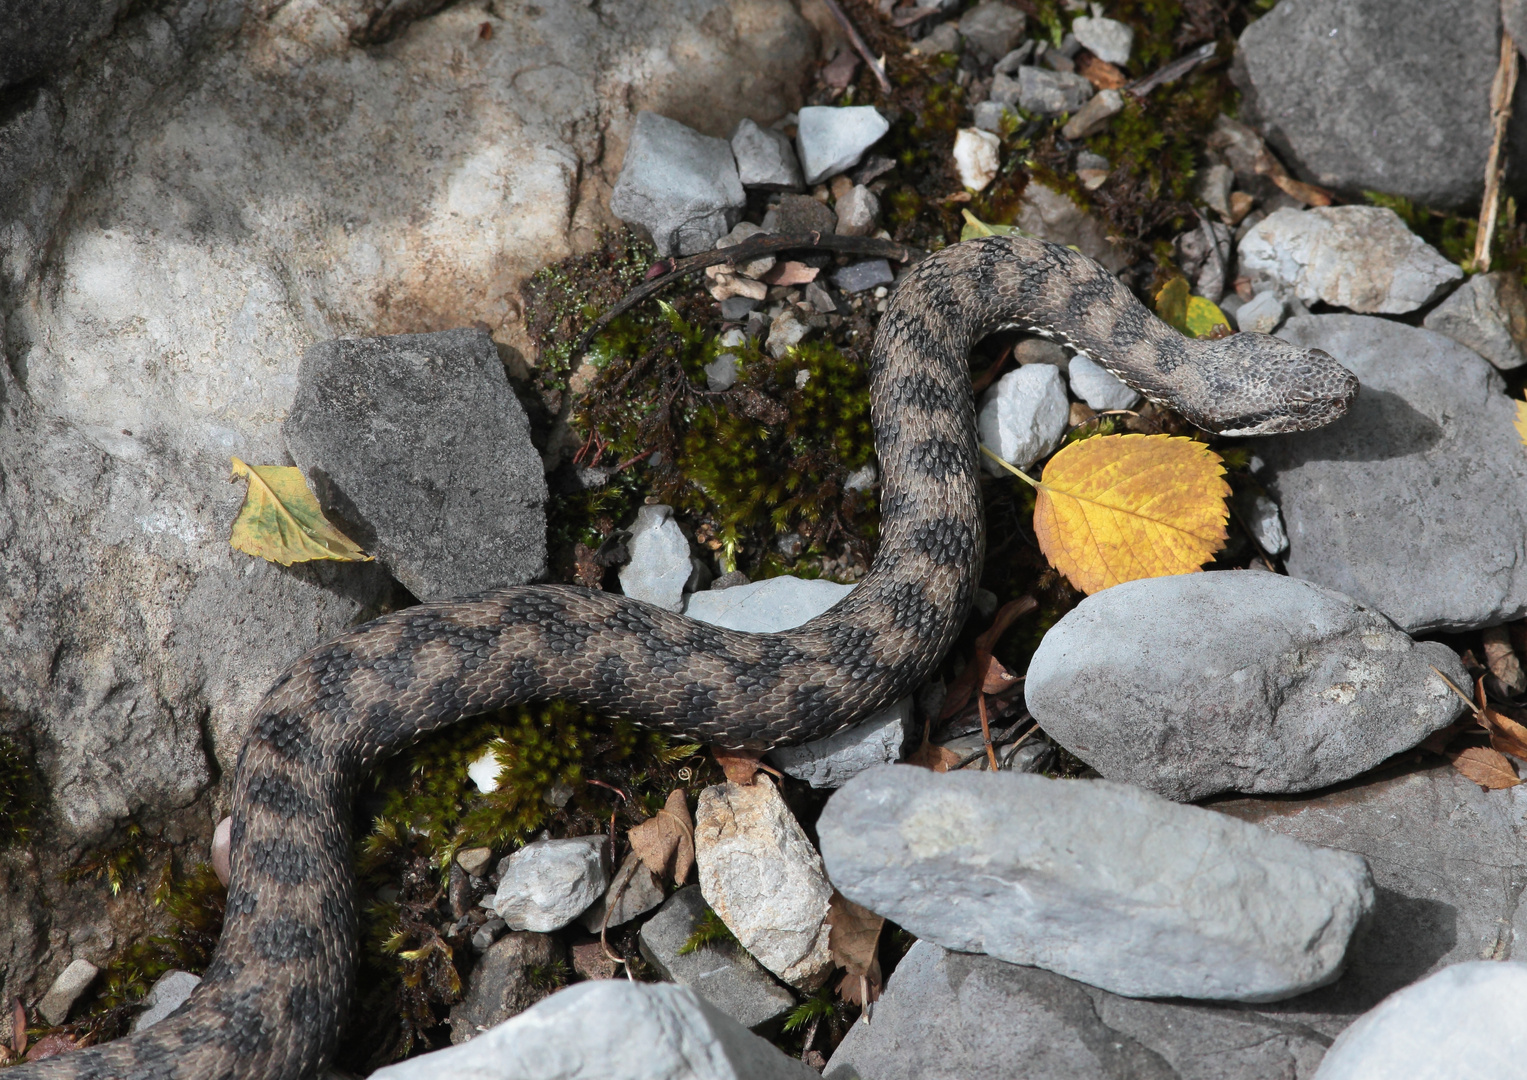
1476 31 1519 272
822 0 893 95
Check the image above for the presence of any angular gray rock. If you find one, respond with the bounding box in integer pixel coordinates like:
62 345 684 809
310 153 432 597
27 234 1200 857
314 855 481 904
639 885 797 1035
834 185 879 236
761 192 838 235
618 505 695 614
767 698 915 789
1215 763 1527 1036
39 959 98 1026
1233 0 1527 210
1313 962 1527 1080
132 970 201 1033
371 980 818 1080
825 941 1329 1080
796 106 890 185
1066 354 1139 411
611 111 747 257
449 932 561 1045
1422 270 1527 370
1014 67 1095 117
977 363 1069 474
957 2 1026 64
1259 315 1527 632
1070 16 1132 65
1061 88 1123 140
818 766 1375 1002
696 777 834 989
832 258 895 293
1025 572 1467 801
580 851 666 932
730 118 803 190
1014 182 1128 272
1233 491 1289 556
1238 207 1462 315
1234 289 1286 334
283 328 547 601
491 835 609 933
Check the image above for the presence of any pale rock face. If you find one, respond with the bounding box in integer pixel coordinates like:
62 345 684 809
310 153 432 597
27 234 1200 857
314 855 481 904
977 363 1070 475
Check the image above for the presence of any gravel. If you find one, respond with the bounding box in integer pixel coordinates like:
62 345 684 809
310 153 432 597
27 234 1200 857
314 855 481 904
1026 571 1467 801
1061 88 1123 140
761 192 837 236
953 127 1001 190
448 932 561 1044
730 118 803 191
795 106 890 185
610 111 746 256
283 328 548 602
1014 182 1129 272
818 766 1375 1002
1233 289 1286 334
490 836 609 933
1238 207 1462 314
1422 270 1527 370
1259 315 1527 632
579 851 666 932
833 184 880 235
977 363 1069 474
1070 15 1133 65
1232 491 1289 555
1014 67 1095 116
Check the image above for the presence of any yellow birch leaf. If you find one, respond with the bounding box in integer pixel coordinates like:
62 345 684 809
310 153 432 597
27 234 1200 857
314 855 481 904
1153 277 1231 339
1153 276 1190 331
1515 399 1527 445
227 457 372 566
960 209 1015 241
983 435 1229 595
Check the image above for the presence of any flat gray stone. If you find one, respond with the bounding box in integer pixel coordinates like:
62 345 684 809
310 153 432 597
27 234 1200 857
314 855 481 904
1015 66 1095 117
1233 0 1527 210
977 363 1068 474
611 111 746 257
819 766 1375 1002
581 850 666 932
638 885 797 1036
283 327 547 602
1312 962 1527 1080
957 2 1027 63
1215 762 1527 1038
1259 315 1527 633
491 835 609 933
449 932 561 1045
767 697 915 789
832 258 894 293
1025 572 1468 801
825 941 1330 1080
1066 353 1139 411
372 980 818 1080
1070 16 1132 65
131 969 201 1033
1238 207 1462 315
1422 270 1527 371
618 505 694 614
796 106 889 185
761 192 837 236
39 958 98 1026
730 118 803 190
1014 182 1127 272
1235 289 1286 334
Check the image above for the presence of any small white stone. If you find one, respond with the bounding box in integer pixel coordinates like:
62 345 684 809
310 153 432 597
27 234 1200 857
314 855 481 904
767 308 811 359
704 353 740 391
132 970 202 1033
1234 491 1289 555
1060 88 1123 140
768 698 916 789
953 128 1001 192
1235 289 1286 334
844 462 877 491
617 504 693 613
1067 354 1141 411
468 747 503 793
1071 15 1133 64
796 106 890 185
978 364 1070 475
492 835 610 933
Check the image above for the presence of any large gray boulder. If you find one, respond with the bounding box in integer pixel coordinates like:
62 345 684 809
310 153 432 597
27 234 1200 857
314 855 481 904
818 767 1374 1002
284 328 547 601
1233 0 1527 210
1259 315 1527 633
370 980 819 1080
1025 572 1467 802
825 941 1329 1080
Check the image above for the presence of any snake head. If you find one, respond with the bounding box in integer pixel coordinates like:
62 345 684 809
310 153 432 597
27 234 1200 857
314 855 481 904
1185 332 1360 436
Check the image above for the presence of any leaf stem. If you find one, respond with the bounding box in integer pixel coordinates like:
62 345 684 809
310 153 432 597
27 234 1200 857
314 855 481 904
979 444 1040 489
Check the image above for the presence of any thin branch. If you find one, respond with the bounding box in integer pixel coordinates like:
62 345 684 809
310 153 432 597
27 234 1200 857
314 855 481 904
1126 42 1217 98
1476 30 1519 272
822 0 893 94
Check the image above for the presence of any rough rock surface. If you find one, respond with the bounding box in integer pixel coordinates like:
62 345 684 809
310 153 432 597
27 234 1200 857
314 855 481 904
371 980 819 1080
619 505 696 613
1238 207 1462 315
1025 572 1467 801
818 767 1375 1002
131 970 201 1033
825 941 1330 1080
1234 289 1286 334
1014 67 1095 117
1422 271 1527 370
491 836 609 933
977 363 1069 474
762 192 838 236
696 777 834 990
1312 962 1527 1080
283 328 546 601
731 118 803 190
767 698 915 789
795 106 890 185
1233 491 1289 556
1014 182 1128 272
0 0 132 89
957 2 1027 64
1070 16 1132 65
1066 354 1140 411
1233 0 1527 210
1259 316 1527 633
611 112 746 256
1215 762 1527 1036
448 932 561 1045
638 885 797 1035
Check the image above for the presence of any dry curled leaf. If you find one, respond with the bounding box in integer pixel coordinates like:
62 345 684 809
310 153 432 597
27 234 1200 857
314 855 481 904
227 458 371 566
711 746 780 786
987 435 1229 596
1075 52 1127 90
827 892 884 1007
628 788 695 885
25 1035 76 1063
940 595 1036 720
1450 745 1522 789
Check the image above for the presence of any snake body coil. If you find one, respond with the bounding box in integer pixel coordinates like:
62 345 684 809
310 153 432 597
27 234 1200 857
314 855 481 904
15 237 1357 1079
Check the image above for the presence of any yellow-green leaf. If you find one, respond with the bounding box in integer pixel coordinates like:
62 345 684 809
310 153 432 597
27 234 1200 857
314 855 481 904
1515 399 1527 445
983 434 1229 595
1154 277 1231 339
228 457 372 566
960 209 1015 241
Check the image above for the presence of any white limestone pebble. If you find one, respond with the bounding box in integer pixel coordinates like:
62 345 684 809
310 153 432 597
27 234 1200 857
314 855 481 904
977 363 1069 475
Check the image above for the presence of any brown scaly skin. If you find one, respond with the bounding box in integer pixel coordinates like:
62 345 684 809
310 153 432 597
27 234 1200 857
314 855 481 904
14 237 1356 1079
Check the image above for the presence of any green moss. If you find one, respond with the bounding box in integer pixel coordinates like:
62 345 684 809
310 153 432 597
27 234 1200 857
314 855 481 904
62 821 171 898
677 907 736 956
1364 191 1477 270
0 735 39 847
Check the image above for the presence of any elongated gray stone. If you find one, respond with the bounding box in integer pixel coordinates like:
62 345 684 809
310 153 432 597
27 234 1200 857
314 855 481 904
818 766 1374 1002
1024 572 1467 801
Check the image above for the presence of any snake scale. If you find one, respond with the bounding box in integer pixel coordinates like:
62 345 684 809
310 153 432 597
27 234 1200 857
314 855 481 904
15 236 1357 1078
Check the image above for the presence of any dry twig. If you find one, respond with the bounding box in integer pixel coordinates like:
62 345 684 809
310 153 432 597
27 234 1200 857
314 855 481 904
822 0 893 94
1476 30 1519 271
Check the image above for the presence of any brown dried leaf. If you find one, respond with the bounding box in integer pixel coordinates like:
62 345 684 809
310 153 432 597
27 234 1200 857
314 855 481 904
827 892 883 1006
1076 51 1127 90
712 746 769 785
1450 746 1523 789
980 655 1020 695
1482 626 1527 694
25 1035 76 1063
628 789 695 885
940 595 1037 719
761 261 820 286
906 741 962 772
1481 708 1527 760
12 998 24 1056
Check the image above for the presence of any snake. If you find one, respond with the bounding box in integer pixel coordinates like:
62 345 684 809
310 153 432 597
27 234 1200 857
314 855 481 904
14 236 1358 1079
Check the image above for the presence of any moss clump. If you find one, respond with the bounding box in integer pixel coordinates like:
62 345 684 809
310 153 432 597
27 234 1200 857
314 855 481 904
62 820 171 898
0 735 39 847
677 907 737 956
